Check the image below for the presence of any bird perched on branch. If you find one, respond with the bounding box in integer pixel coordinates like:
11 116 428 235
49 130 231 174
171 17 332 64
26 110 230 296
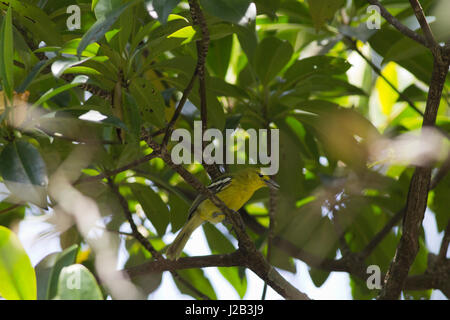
166 168 279 260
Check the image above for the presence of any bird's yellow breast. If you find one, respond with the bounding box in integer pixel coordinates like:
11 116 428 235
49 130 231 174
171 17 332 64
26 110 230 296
196 183 256 223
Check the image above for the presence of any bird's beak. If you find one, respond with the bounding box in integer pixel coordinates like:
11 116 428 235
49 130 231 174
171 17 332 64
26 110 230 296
264 178 280 190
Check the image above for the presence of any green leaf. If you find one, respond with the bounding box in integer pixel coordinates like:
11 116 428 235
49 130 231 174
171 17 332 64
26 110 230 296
375 62 398 116
369 28 433 84
293 75 367 98
32 75 89 107
51 57 91 78
199 0 255 25
306 0 345 31
35 245 79 300
150 0 181 24
350 275 377 300
203 223 235 254
129 78 166 127
0 0 62 46
129 183 170 236
0 7 14 100
94 0 122 20
255 37 293 86
55 264 103 300
16 60 51 93
308 268 330 288
207 35 233 79
0 203 25 228
77 0 136 57
0 226 37 300
429 172 450 232
284 55 351 85
124 241 162 295
174 267 217 300
168 193 190 233
0 140 48 208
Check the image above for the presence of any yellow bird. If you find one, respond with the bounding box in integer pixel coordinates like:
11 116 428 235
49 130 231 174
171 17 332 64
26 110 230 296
166 168 279 260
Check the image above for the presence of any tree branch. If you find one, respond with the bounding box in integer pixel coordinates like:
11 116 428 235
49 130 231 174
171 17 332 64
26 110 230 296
438 221 450 261
162 0 210 148
361 208 405 259
125 251 245 277
0 203 23 215
75 151 160 185
378 52 450 300
366 0 427 47
345 37 424 116
107 177 211 299
146 139 310 300
408 0 443 62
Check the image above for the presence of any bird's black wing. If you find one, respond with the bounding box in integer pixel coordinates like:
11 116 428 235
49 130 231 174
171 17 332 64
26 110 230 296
187 174 233 220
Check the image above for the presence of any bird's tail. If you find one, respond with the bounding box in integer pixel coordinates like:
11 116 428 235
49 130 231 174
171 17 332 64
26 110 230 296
166 213 204 260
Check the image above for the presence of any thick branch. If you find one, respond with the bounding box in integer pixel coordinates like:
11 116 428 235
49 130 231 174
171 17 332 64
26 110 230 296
125 251 245 278
379 54 450 300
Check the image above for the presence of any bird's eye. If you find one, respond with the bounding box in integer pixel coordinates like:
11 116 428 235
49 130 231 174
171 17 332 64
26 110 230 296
258 173 263 178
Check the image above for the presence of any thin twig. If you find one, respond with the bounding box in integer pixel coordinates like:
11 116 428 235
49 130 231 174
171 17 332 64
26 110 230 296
346 38 424 117
366 0 427 47
75 151 160 185
107 177 211 300
438 221 450 261
261 187 278 300
0 203 23 215
161 0 209 147
107 178 161 258
361 208 404 259
162 72 198 146
408 0 443 62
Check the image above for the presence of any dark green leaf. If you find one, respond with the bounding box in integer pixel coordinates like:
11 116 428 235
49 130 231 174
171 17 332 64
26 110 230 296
429 173 450 232
0 203 25 228
284 55 351 85
255 37 293 85
16 60 51 93
207 35 233 79
94 0 122 20
0 7 14 100
0 140 48 208
77 0 137 57
309 268 330 288
306 0 345 31
174 267 217 300
150 0 181 24
129 78 166 128
199 0 255 25
124 241 162 296
129 183 170 236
